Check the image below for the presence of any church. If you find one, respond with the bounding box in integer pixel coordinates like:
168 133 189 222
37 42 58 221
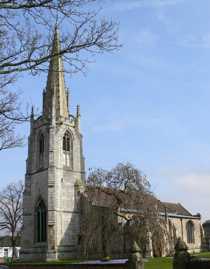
21 29 85 260
20 30 203 261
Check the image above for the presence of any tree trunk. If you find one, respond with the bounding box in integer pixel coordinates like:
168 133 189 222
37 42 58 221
11 231 16 262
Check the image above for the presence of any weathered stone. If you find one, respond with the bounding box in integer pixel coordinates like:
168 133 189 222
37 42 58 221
167 217 202 255
20 28 85 261
173 238 190 269
175 238 188 251
127 241 144 269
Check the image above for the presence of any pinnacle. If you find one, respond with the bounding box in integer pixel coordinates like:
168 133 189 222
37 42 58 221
51 26 60 59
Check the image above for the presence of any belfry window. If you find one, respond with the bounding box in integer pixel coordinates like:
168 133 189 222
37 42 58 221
63 132 70 151
38 133 44 168
186 221 195 244
63 131 73 167
39 134 44 155
36 200 47 243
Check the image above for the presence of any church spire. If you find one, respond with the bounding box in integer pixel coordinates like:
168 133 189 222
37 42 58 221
43 27 69 121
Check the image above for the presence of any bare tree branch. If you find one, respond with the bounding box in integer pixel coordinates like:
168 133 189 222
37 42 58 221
0 0 120 152
0 87 25 151
0 181 23 260
0 0 120 75
81 163 165 258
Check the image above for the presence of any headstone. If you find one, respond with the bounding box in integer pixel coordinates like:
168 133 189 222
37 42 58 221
127 241 144 269
173 238 190 269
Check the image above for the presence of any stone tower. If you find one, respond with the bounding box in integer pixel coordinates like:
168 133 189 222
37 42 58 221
21 29 85 261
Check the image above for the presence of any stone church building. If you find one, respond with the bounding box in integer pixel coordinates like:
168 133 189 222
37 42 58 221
79 187 202 258
21 29 85 261
20 30 203 261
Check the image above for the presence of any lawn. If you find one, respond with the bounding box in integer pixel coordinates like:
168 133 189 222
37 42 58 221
11 257 173 269
195 251 210 259
145 257 172 269
12 259 85 265
144 252 210 269
9 252 210 269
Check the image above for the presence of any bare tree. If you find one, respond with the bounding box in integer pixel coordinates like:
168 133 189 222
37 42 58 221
87 162 150 191
0 0 120 151
0 87 25 151
82 162 165 258
80 200 118 258
0 181 23 259
0 0 119 76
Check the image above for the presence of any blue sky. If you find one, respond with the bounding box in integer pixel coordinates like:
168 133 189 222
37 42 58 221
1 0 210 220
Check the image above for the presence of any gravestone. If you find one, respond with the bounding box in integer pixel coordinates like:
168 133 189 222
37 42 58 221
173 238 190 269
127 241 144 269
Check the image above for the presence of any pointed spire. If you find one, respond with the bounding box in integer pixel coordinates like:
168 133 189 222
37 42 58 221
43 26 69 122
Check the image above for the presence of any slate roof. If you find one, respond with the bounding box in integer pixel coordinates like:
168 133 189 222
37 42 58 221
160 202 192 216
83 186 158 210
83 186 195 218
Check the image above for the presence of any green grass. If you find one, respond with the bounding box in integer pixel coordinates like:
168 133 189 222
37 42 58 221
10 252 210 269
194 251 210 259
11 259 84 266
144 251 210 269
145 257 172 269
12 257 172 268
12 257 173 269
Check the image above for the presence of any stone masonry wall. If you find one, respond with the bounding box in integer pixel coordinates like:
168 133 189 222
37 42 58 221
169 217 202 253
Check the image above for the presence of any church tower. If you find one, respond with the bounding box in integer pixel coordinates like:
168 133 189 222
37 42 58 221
21 28 85 261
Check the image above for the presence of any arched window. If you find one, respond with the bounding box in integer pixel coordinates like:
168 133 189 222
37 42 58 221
63 131 73 167
36 200 47 243
186 221 195 244
38 133 44 168
39 134 44 155
63 132 70 151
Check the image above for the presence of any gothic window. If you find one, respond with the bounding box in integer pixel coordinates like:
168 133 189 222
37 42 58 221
38 133 44 168
63 131 73 168
39 134 44 155
186 221 195 244
63 132 71 151
36 200 47 243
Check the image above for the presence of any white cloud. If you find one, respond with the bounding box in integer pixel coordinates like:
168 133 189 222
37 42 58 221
176 173 210 195
156 170 210 221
